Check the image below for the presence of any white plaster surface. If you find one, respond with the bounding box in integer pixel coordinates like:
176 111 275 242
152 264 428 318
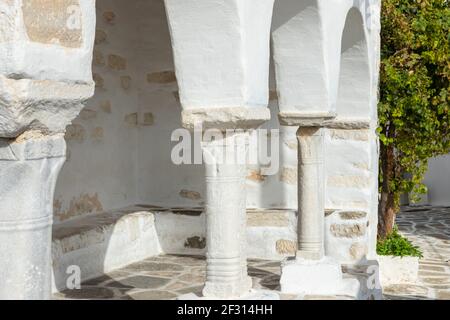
424 154 450 206
378 256 419 287
51 208 162 293
53 2 381 252
201 133 253 298
0 0 383 299
164 0 275 113
0 0 96 137
280 257 360 296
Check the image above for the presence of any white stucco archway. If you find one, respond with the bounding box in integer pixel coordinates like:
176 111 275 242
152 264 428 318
336 7 371 119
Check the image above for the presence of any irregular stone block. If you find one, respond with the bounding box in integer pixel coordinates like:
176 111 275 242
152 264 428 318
22 0 82 48
120 76 132 90
179 189 201 201
90 127 104 140
279 167 297 185
147 71 176 84
247 170 266 182
329 129 369 141
327 175 370 188
124 113 138 126
349 243 368 260
99 100 112 113
95 29 107 44
93 50 105 66
339 211 367 220
330 223 366 238
79 108 97 120
103 11 116 25
184 236 206 249
93 73 104 88
65 124 85 142
276 239 297 255
141 113 154 126
247 210 289 227
108 54 127 70
54 193 103 221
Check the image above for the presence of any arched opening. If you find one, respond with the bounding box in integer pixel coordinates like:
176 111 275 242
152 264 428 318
335 8 371 119
271 0 330 113
52 0 205 294
324 7 375 265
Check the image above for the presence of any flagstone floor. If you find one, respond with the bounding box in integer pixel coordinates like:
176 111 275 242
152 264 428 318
54 206 450 300
54 255 285 300
383 206 450 300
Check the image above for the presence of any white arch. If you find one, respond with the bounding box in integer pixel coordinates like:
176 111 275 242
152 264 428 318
272 0 332 114
336 7 371 119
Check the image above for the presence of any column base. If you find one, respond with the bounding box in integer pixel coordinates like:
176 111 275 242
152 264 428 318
178 288 280 300
280 257 360 297
202 275 253 299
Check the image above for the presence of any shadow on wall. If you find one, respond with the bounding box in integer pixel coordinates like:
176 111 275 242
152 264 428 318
271 0 314 31
52 0 182 292
424 154 450 206
335 7 371 119
324 7 375 264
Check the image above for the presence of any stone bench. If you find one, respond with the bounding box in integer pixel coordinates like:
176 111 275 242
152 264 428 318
51 205 297 292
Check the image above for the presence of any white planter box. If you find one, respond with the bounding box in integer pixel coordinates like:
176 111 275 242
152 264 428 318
378 255 419 287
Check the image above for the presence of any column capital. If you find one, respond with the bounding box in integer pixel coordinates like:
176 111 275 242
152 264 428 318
279 111 336 127
182 107 271 131
0 0 96 138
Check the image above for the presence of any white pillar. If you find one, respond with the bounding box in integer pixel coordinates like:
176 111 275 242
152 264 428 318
0 135 66 299
0 0 96 299
164 0 275 299
296 127 325 261
202 132 252 298
280 122 360 296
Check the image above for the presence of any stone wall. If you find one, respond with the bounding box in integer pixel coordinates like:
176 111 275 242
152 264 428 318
54 0 141 222
53 0 380 264
424 154 450 206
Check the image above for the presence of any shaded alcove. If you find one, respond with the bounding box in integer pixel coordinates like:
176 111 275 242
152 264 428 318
335 7 371 119
324 7 375 265
52 0 201 292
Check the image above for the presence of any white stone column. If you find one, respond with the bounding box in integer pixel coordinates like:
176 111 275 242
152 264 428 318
278 119 359 296
201 132 252 298
164 0 275 299
278 120 362 296
272 0 369 297
296 127 325 261
0 0 96 299
0 135 66 299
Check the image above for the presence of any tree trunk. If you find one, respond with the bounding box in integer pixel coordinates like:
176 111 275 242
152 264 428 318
378 143 397 239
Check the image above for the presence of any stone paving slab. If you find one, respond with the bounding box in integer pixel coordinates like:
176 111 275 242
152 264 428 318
54 254 377 300
54 206 450 300
54 255 282 300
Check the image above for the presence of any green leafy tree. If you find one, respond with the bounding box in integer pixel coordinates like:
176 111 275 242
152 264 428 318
378 0 450 239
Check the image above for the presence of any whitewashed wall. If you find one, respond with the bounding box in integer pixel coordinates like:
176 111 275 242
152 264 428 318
54 0 380 263
424 154 450 206
54 0 142 222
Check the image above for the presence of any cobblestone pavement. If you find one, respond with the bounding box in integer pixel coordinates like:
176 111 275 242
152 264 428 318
54 255 285 300
54 206 450 300
383 206 450 300
55 254 376 300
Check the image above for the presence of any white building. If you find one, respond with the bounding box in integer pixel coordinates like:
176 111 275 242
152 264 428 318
0 0 382 299
424 154 450 206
